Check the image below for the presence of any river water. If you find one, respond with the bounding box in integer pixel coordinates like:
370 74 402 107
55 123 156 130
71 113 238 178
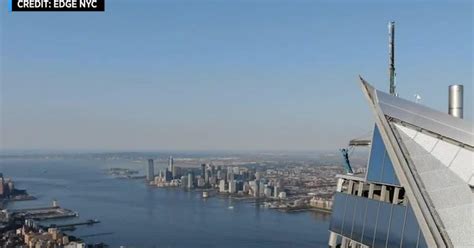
0 158 330 248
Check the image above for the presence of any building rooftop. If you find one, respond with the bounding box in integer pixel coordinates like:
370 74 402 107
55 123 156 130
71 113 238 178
360 77 473 247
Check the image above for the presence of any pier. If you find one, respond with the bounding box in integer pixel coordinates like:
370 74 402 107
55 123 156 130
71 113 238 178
10 206 78 220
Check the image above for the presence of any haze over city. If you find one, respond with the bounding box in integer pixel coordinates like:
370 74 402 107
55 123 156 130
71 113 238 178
1 0 472 151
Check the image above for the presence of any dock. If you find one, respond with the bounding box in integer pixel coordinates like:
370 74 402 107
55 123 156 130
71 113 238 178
9 206 78 220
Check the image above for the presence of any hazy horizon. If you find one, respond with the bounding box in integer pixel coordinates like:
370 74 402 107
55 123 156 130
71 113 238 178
1 0 472 151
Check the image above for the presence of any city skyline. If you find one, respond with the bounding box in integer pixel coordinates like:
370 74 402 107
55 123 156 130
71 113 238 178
1 0 472 151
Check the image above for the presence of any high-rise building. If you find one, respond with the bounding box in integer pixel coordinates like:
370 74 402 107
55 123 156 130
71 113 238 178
180 176 188 188
250 180 259 197
172 166 179 179
263 187 272 197
228 180 236 194
219 180 226 193
165 169 172 182
197 177 205 188
147 159 154 181
187 172 194 189
200 164 206 179
327 79 473 248
259 181 265 196
168 156 174 172
273 186 279 198
204 169 210 186
0 173 4 198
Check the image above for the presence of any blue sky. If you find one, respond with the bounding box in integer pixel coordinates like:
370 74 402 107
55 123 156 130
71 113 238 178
0 0 472 151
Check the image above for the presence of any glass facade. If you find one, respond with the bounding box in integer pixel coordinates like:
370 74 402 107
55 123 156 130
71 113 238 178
366 125 400 185
329 192 427 248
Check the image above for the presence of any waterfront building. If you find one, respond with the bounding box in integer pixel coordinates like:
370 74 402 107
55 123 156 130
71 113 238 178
264 187 272 197
278 191 286 199
228 180 237 194
250 180 259 197
147 159 154 181
328 79 473 248
0 173 4 198
201 164 206 179
204 169 210 185
219 179 226 193
172 166 179 179
259 181 265 196
165 169 172 182
168 156 174 172
187 172 194 189
181 176 188 188
274 186 279 198
197 177 205 188
209 176 217 186
243 182 250 194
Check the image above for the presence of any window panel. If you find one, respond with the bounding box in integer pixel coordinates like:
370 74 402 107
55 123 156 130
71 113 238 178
367 125 384 183
342 195 356 237
402 205 420 247
362 199 379 246
329 193 347 234
387 204 406 248
381 151 400 185
417 232 428 248
351 196 367 243
374 202 392 247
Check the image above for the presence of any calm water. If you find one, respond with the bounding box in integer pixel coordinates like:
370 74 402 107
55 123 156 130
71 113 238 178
0 158 330 248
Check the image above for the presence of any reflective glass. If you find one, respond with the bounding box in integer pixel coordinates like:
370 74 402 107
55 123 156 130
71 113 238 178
387 204 406 248
402 205 420 247
374 202 392 247
342 195 356 237
381 151 400 185
362 199 379 246
367 125 384 183
417 232 428 248
329 193 346 234
351 196 367 242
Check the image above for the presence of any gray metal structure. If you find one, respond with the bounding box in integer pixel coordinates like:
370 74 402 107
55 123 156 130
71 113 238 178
388 21 396 96
448 85 464 119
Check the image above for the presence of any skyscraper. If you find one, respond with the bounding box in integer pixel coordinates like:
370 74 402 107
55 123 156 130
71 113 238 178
168 156 174 175
0 173 4 198
327 79 473 248
228 180 236 194
147 159 154 181
187 172 194 189
201 164 206 179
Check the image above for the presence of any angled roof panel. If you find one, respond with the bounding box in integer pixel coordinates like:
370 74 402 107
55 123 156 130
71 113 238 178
375 90 473 147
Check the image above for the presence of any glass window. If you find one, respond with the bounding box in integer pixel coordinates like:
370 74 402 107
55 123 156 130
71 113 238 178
381 151 400 185
374 202 392 247
362 198 379 246
329 192 347 234
417 232 428 248
367 125 384 183
342 195 356 237
351 196 367 243
402 205 420 247
387 204 405 248
367 124 401 186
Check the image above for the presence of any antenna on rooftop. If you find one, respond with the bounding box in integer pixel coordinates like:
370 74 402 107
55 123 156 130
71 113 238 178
388 21 396 96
